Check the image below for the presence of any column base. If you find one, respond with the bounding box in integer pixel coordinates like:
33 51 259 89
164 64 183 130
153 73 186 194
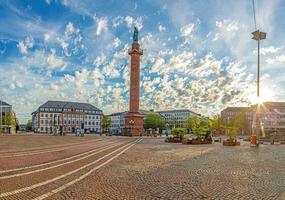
124 112 145 136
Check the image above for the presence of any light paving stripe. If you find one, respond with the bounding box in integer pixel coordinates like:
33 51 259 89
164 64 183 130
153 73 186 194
33 138 142 200
0 139 141 198
0 138 103 155
0 139 107 158
0 140 115 174
0 142 121 179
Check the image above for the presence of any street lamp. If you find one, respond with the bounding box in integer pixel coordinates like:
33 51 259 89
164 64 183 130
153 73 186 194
252 30 266 139
129 119 135 137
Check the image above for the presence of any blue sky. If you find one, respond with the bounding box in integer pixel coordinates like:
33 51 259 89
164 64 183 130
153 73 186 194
0 0 284 123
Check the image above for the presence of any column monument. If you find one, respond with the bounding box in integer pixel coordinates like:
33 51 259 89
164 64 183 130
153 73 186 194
124 27 144 136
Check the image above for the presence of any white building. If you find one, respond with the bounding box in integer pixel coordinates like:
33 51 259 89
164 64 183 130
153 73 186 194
158 109 201 128
109 110 155 134
110 112 127 134
32 101 103 133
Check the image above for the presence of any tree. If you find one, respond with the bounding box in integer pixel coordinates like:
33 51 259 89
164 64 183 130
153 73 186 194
211 115 224 135
232 112 251 135
184 116 212 140
144 113 165 129
26 120 32 131
171 128 185 139
102 116 111 132
3 112 17 127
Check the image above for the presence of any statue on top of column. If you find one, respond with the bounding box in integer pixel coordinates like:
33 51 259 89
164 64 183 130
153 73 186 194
133 26 139 43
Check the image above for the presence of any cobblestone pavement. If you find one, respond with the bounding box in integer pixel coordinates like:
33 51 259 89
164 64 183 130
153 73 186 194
0 135 284 200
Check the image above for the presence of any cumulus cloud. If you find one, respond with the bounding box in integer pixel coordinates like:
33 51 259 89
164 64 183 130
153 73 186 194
266 54 285 64
254 46 283 55
57 22 84 57
47 49 67 71
158 24 166 32
96 17 108 36
125 16 143 30
113 37 121 48
17 35 34 54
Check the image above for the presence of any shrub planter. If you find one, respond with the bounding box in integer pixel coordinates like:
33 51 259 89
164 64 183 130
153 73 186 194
182 139 212 145
165 136 182 143
223 139 240 146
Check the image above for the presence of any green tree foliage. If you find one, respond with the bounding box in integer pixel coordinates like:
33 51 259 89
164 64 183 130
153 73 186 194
26 120 32 131
211 115 224 134
3 112 17 126
184 116 213 139
221 124 238 140
144 113 166 129
171 128 185 139
232 112 251 135
102 115 111 131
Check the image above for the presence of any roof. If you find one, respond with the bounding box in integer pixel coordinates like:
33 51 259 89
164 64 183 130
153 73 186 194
110 111 127 116
38 100 102 112
158 109 200 115
221 107 252 112
0 100 11 106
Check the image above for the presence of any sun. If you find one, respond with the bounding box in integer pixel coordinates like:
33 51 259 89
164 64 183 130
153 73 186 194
249 85 275 105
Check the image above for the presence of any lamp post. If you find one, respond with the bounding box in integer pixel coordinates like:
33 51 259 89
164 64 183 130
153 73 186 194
129 119 135 137
252 30 266 139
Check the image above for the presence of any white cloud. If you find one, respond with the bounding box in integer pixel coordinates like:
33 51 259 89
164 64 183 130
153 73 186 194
180 23 195 37
112 16 124 28
96 18 108 36
124 16 143 30
46 49 67 71
216 20 239 32
266 54 285 64
50 83 59 91
158 24 166 32
57 22 84 57
113 37 121 48
254 46 283 55
17 35 34 54
17 41 28 54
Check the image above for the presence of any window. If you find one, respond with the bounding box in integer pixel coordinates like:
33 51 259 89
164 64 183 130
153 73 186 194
46 114 48 117
40 127 43 131
41 113 44 117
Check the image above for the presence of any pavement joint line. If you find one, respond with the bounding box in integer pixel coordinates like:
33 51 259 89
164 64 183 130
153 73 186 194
0 140 117 174
32 138 143 200
0 138 109 158
0 138 141 198
0 142 122 179
0 138 105 155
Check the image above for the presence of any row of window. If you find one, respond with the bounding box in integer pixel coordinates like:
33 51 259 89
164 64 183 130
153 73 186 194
40 120 100 126
39 108 102 114
40 113 101 119
40 127 100 132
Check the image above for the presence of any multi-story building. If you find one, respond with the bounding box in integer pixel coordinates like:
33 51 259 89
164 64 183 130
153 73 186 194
221 102 285 136
255 102 285 136
109 110 159 134
32 101 103 134
110 112 127 134
0 100 17 133
158 109 201 128
221 107 253 124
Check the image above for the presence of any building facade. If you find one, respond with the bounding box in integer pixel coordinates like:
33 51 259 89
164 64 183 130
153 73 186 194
221 102 285 136
158 109 201 128
110 110 158 134
221 107 253 124
32 101 103 134
255 102 285 136
110 112 127 134
0 100 17 133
